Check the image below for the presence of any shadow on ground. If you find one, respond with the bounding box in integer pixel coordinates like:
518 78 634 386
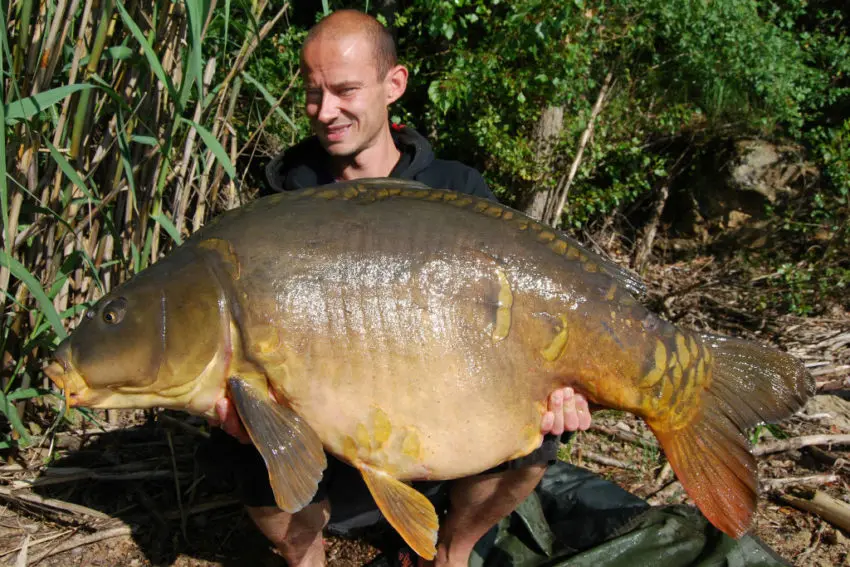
28 413 284 566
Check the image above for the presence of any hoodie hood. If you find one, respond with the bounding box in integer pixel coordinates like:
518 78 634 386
264 125 436 193
388 124 435 180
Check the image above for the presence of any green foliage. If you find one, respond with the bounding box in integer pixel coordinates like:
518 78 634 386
384 0 847 310
3 0 848 448
1 0 297 449
371 0 829 236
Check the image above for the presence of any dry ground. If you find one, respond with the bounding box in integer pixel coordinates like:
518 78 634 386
1 247 848 567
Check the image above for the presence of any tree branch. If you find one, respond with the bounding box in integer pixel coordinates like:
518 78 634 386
543 69 614 228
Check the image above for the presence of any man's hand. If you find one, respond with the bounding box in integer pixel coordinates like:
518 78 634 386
207 398 252 444
541 387 591 435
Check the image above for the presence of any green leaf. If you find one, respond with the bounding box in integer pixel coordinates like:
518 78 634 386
224 0 231 53
185 0 206 103
5 84 96 125
66 45 134 71
0 14 8 254
0 389 31 444
116 111 138 213
0 251 67 339
59 303 93 321
8 388 50 401
151 213 183 245
115 0 178 105
44 139 98 201
131 135 158 146
107 45 134 60
242 71 297 130
130 241 141 274
180 117 237 180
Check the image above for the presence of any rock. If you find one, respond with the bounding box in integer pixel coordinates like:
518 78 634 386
665 138 819 250
729 139 811 203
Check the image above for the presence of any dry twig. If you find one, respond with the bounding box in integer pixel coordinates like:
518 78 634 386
589 423 659 450
778 490 850 533
15 534 29 567
641 461 674 499
26 469 189 488
27 525 135 565
753 434 850 456
647 480 684 506
0 487 111 520
761 474 840 491
580 450 637 470
0 530 74 559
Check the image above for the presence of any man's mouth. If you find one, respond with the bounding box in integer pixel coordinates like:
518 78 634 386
324 124 351 142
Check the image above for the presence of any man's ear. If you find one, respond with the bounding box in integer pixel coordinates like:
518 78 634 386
385 64 408 105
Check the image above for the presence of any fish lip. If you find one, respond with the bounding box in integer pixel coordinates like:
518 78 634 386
43 355 83 407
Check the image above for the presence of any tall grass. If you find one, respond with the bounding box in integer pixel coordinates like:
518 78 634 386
1 0 303 449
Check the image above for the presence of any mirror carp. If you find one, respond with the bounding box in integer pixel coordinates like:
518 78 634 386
44 179 814 560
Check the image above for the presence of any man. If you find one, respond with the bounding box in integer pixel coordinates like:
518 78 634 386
206 10 592 567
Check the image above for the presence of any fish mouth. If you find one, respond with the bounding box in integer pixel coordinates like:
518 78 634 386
43 345 87 407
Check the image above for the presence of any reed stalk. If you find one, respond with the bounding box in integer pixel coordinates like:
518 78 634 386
1 0 302 447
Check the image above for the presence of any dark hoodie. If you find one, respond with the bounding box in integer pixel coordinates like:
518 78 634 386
263 125 496 200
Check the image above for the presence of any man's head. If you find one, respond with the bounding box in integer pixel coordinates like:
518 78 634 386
301 10 408 158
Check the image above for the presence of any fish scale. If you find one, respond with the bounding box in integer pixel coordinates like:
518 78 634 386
44 178 814 561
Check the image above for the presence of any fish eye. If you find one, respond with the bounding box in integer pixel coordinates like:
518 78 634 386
102 298 127 325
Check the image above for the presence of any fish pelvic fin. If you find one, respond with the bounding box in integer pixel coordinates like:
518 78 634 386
359 463 438 560
228 377 327 513
647 334 813 539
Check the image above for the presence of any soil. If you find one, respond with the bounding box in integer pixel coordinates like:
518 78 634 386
1 241 848 566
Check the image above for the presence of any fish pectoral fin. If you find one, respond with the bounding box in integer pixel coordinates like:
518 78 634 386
228 377 327 513
359 463 438 560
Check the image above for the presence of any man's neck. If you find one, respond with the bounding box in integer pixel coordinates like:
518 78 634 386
331 128 400 181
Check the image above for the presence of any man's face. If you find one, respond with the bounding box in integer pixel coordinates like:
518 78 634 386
302 34 400 157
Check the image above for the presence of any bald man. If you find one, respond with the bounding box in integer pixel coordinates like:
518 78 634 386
204 10 591 567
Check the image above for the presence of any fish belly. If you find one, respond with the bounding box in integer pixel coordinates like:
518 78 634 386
263 308 550 481
218 191 637 477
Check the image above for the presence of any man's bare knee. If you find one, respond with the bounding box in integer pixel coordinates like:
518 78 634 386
246 501 330 565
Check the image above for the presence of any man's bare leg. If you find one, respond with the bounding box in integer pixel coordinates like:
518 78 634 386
247 501 330 566
426 464 547 567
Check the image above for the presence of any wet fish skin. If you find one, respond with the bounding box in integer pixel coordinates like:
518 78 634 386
44 179 814 559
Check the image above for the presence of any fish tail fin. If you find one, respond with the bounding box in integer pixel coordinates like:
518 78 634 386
648 334 813 538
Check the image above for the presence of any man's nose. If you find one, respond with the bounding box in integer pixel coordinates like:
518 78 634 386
317 93 340 123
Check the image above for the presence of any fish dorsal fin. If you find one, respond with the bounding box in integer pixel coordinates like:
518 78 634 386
228 377 327 513
359 463 438 560
565 235 646 298
283 180 647 297
344 177 433 191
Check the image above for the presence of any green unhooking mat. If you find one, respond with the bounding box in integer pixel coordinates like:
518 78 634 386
358 462 789 567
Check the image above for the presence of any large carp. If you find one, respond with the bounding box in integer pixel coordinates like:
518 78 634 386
44 179 813 559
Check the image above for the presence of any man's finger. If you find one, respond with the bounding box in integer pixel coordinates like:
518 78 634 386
575 393 591 430
549 389 565 435
540 411 555 433
562 387 580 431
